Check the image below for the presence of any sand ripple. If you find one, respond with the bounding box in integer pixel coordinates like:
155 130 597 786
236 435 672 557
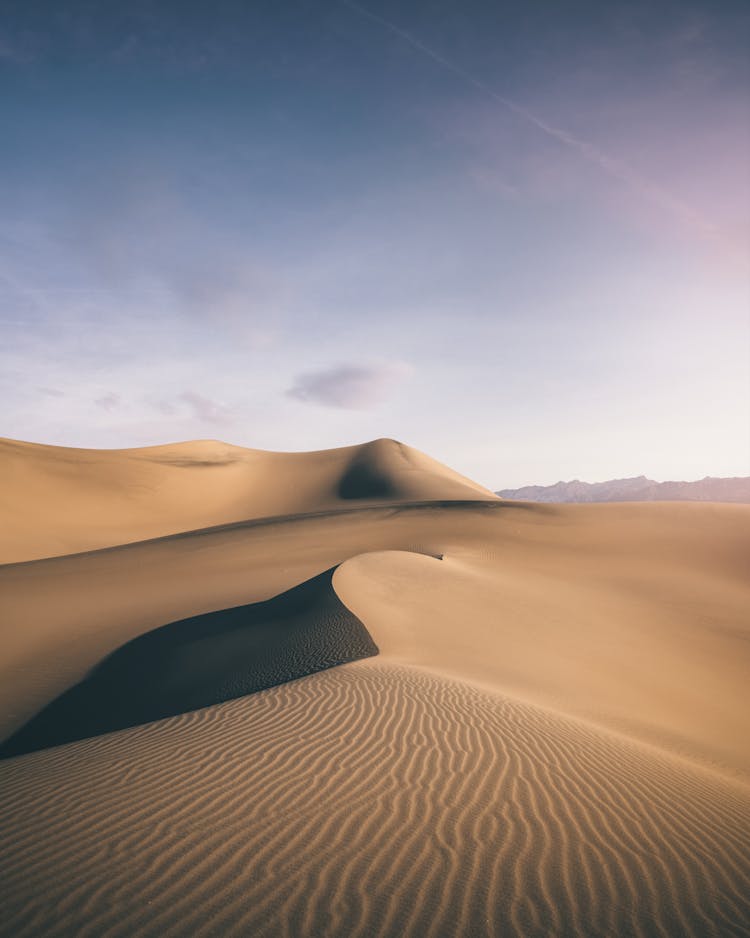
1 663 748 938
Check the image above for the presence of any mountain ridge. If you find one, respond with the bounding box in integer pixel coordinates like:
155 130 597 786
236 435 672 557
497 475 750 503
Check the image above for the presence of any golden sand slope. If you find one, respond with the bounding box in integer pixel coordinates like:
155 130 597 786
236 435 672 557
0 566 380 756
2 437 749 937
2 499 748 778
1 663 748 938
0 437 495 562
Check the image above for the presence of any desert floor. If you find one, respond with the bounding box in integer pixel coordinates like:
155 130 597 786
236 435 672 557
1 437 749 937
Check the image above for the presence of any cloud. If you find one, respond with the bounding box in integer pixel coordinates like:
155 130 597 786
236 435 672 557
179 390 233 423
342 0 727 249
94 392 120 412
0 34 36 65
40 166 287 346
286 362 410 409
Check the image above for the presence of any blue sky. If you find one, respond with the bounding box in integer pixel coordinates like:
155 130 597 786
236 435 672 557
1 0 749 487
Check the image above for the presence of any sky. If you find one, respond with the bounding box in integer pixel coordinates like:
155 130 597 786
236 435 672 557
1 0 749 488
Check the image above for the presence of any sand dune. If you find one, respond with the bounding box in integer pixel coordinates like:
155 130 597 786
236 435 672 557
1 436 749 936
1 567 378 756
1 664 748 938
0 436 495 563
334 521 750 779
2 496 747 777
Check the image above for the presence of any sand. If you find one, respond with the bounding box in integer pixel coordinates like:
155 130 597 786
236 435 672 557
1 437 749 936
0 436 494 563
1 567 378 756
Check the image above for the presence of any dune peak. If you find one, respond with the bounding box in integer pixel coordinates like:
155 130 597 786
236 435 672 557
0 435 496 563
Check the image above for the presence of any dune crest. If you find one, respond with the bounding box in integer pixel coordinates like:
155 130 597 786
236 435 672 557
1 436 749 936
333 542 750 778
1 567 378 756
0 436 496 563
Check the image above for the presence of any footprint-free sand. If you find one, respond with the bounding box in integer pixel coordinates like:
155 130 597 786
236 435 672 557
1 437 749 936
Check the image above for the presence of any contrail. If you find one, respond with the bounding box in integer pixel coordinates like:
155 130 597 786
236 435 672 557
341 0 722 244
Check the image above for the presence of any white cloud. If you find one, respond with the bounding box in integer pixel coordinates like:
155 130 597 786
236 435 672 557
94 392 120 412
179 390 233 424
286 362 411 409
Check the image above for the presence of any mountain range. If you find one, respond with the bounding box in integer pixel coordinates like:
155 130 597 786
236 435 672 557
496 475 750 503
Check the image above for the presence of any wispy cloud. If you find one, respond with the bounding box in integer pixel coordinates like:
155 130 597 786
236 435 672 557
179 390 233 423
94 392 120 412
342 0 726 247
0 34 35 65
1 164 288 348
286 362 410 409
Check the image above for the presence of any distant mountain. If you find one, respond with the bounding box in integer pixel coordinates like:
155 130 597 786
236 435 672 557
496 475 750 504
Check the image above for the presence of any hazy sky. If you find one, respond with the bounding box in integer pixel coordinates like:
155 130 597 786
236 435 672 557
2 0 749 487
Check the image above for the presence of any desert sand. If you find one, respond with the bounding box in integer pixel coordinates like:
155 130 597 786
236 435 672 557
1 436 749 937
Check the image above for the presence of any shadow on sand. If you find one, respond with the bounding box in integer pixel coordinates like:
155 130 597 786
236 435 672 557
1 567 378 758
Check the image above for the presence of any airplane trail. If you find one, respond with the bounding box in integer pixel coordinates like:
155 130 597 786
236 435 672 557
341 0 724 246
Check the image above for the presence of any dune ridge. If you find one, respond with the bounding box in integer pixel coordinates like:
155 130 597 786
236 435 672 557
2 498 747 779
0 566 379 756
1 663 748 938
2 436 749 937
0 436 496 563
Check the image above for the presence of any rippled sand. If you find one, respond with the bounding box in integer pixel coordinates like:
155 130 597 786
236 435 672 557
2 664 748 937
1 437 749 936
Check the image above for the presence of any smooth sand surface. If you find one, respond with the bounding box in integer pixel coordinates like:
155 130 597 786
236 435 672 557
0 436 494 562
1 437 749 936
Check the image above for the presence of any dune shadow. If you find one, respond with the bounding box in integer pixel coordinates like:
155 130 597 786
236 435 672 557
338 460 396 499
1 567 378 758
